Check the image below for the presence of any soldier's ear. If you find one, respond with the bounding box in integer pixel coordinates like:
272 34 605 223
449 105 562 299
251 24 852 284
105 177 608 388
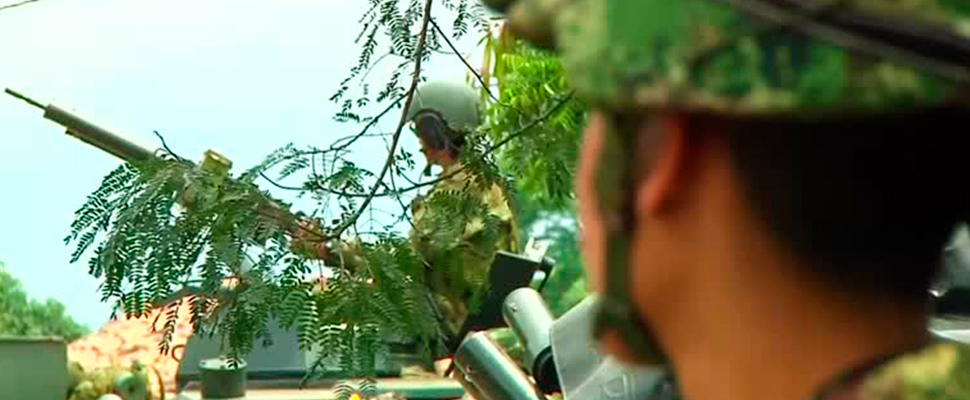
634 113 732 219
634 114 691 217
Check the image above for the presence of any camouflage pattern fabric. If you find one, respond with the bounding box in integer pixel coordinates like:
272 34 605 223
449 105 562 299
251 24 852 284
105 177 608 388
814 341 970 400
290 164 518 340
492 0 970 115
410 162 519 337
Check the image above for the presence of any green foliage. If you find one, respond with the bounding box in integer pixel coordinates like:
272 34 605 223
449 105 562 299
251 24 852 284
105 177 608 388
482 34 591 315
333 378 378 400
65 156 297 356
0 261 90 341
64 155 440 374
63 0 591 386
483 34 587 209
527 213 587 315
331 0 488 122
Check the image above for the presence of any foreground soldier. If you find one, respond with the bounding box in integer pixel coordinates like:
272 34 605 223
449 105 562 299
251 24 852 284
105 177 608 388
487 0 970 399
292 81 518 343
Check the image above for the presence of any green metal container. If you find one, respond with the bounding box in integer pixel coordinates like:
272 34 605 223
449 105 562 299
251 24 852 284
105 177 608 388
0 336 68 400
199 358 247 399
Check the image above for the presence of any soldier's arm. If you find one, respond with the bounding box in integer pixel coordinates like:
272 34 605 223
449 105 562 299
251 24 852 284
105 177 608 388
290 218 367 272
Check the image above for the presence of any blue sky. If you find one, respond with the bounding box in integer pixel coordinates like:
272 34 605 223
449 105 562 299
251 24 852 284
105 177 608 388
0 0 485 329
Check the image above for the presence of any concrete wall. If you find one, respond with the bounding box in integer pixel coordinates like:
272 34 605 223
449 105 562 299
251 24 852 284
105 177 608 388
0 336 68 400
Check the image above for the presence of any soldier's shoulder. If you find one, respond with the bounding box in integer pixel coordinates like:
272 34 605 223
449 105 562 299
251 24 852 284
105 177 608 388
856 341 970 400
433 164 473 192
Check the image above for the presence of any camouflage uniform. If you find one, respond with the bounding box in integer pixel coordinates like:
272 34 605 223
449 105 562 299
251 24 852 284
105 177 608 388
410 161 519 338
485 0 970 398
294 81 519 340
404 81 520 339
814 341 970 400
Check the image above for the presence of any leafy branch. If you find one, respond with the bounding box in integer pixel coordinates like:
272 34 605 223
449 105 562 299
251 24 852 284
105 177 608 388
330 0 435 239
62 0 587 387
261 89 575 203
329 94 406 154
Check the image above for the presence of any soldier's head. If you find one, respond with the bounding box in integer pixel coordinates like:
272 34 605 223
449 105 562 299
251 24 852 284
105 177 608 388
487 0 970 366
407 81 482 167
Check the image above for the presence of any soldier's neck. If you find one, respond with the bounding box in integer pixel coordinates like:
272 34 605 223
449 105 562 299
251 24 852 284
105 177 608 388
655 233 929 400
441 154 457 165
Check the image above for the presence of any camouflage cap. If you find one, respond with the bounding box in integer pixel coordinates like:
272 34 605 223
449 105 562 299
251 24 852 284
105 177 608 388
484 0 970 116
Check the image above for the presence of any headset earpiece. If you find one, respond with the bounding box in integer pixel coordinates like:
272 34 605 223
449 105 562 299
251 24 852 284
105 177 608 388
413 111 452 151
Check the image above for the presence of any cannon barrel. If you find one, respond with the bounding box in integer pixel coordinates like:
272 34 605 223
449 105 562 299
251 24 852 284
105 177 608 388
5 87 303 237
5 88 155 162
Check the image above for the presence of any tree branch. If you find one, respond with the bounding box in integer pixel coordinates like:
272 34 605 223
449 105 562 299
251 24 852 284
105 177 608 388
259 170 304 191
285 89 577 203
384 131 415 230
259 169 406 200
488 90 575 151
360 51 400 85
153 130 186 162
376 90 577 196
329 0 435 238
430 18 500 103
0 0 44 12
329 94 406 153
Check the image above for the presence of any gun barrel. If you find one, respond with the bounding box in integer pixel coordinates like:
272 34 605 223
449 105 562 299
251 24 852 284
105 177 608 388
453 332 544 400
4 88 45 109
6 87 305 239
44 105 155 162
503 288 554 369
503 288 560 394
6 88 155 162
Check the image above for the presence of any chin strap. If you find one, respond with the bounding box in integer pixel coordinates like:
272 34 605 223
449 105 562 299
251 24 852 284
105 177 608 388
590 207 670 365
590 113 672 366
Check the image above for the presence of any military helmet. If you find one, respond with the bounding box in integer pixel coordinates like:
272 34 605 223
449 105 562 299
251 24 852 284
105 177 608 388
407 81 482 135
483 0 970 116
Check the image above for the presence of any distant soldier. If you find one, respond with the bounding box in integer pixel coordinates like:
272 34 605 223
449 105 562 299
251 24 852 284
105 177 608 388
487 0 970 399
404 81 520 338
292 81 519 343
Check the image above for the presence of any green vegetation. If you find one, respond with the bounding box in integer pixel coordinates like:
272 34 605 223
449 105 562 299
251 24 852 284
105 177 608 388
60 1 590 393
0 260 90 341
482 32 589 316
